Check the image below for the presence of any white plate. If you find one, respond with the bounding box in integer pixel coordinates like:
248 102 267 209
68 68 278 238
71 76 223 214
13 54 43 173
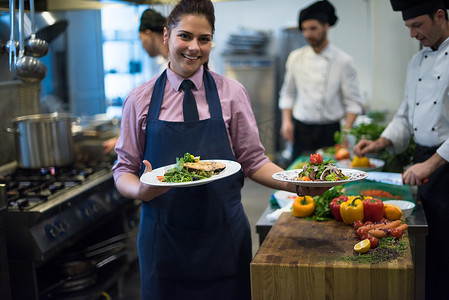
140 159 241 187
272 168 368 187
336 158 385 171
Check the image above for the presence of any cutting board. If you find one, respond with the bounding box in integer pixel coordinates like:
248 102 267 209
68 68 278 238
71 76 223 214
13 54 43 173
250 213 414 300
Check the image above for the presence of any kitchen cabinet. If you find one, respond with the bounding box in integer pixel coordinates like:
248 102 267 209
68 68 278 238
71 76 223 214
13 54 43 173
251 213 414 300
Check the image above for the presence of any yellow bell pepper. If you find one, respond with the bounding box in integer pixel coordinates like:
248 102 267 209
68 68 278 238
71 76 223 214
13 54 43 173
339 196 364 225
292 196 315 218
351 156 371 167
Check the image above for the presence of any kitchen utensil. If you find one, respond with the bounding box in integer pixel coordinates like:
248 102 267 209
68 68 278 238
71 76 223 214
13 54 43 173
7 0 16 72
25 0 49 57
8 113 75 168
366 172 404 185
15 0 47 83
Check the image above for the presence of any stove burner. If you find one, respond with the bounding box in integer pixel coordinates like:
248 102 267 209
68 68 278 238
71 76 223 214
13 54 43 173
4 163 112 210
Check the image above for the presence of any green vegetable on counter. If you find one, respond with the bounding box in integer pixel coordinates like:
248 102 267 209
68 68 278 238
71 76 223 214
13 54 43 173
305 185 344 222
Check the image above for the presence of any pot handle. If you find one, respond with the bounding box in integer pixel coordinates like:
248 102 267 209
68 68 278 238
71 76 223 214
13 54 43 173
5 127 19 133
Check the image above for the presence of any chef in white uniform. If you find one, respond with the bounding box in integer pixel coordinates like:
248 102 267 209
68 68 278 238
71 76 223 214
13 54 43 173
279 0 364 163
353 1 449 298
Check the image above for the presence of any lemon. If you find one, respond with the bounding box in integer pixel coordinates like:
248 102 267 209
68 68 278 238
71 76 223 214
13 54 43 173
354 239 371 253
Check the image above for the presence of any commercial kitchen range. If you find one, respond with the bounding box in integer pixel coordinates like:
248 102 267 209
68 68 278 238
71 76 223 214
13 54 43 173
0 158 141 299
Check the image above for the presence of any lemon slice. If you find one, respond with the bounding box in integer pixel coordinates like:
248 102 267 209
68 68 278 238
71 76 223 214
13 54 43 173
354 239 371 253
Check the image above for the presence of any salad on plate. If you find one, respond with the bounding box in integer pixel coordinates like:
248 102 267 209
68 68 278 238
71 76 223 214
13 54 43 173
296 153 348 182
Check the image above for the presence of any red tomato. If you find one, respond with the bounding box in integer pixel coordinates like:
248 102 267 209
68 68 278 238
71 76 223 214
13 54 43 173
364 221 374 226
357 227 369 239
360 233 370 241
310 153 323 164
367 235 378 248
353 220 364 231
389 228 403 240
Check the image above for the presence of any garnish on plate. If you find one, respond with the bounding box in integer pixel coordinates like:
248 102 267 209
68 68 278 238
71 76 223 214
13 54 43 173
158 153 226 183
296 153 348 182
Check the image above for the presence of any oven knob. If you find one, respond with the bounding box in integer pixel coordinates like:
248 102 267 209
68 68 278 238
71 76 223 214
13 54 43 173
90 201 99 215
54 219 69 235
45 224 59 240
82 206 93 220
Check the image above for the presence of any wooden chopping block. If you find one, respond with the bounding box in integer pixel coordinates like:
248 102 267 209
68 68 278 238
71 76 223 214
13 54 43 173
250 212 414 300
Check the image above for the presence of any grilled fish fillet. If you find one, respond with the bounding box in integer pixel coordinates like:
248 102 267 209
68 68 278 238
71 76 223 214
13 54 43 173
183 161 226 173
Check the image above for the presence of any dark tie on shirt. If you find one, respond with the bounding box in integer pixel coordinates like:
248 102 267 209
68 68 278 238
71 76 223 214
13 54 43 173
181 79 199 121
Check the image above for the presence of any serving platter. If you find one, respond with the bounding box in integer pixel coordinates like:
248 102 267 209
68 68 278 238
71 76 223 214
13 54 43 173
140 159 241 187
272 168 368 187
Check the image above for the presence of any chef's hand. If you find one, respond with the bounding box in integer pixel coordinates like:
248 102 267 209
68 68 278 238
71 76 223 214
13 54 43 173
402 153 446 186
353 137 391 157
281 118 294 143
137 160 172 201
402 163 430 186
103 136 118 154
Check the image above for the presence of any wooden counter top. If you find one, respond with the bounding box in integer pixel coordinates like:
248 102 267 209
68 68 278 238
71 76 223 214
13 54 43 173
250 213 414 300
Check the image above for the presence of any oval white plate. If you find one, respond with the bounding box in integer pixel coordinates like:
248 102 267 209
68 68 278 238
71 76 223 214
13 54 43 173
272 168 368 187
140 159 241 187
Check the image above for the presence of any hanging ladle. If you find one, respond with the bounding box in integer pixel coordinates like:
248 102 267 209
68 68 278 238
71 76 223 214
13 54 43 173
7 0 17 72
25 0 49 57
15 0 47 83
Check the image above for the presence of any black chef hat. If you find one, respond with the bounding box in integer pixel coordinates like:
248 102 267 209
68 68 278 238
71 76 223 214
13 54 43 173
390 0 449 20
139 9 166 33
298 0 338 31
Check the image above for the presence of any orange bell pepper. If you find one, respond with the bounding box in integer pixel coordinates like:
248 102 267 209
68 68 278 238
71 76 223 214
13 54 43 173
292 195 315 218
384 203 402 220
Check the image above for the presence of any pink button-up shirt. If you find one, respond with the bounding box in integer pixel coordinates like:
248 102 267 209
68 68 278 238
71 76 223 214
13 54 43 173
112 66 269 181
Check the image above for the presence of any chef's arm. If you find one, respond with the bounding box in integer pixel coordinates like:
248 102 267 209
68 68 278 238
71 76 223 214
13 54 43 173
343 112 358 131
249 161 329 196
281 109 294 143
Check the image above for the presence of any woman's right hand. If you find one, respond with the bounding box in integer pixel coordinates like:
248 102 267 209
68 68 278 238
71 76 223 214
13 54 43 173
137 160 172 201
116 160 171 202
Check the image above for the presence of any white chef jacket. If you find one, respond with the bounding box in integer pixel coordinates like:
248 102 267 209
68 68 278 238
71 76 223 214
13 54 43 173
278 43 363 124
382 37 449 162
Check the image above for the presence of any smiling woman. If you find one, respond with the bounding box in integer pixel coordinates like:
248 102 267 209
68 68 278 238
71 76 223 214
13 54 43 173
112 0 329 299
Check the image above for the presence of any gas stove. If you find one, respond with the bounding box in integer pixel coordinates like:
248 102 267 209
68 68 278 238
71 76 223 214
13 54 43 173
1 161 131 263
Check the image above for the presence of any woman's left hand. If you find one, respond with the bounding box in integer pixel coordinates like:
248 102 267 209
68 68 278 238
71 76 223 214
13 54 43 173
290 183 330 197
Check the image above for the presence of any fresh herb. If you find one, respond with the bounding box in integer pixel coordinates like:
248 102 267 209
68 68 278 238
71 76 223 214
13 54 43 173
336 236 407 264
162 153 212 183
305 185 344 221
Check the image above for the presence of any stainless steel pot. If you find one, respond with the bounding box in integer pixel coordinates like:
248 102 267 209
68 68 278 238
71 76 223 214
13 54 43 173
9 113 75 168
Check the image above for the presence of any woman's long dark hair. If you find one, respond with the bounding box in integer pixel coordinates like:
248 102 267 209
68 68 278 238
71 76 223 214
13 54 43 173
166 0 215 69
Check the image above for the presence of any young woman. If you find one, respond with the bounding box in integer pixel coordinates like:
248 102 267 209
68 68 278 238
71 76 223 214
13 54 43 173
112 0 327 298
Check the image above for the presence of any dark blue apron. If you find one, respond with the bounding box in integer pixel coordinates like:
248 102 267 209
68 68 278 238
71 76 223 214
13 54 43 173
138 70 251 300
413 144 449 300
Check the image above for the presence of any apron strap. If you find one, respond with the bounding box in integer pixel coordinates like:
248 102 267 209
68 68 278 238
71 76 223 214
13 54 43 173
148 70 167 121
203 70 222 119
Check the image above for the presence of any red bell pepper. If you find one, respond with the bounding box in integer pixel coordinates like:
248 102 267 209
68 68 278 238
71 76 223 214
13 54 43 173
363 197 384 222
329 195 348 221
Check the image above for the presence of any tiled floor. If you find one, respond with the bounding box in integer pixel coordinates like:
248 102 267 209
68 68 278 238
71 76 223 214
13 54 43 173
106 178 275 299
